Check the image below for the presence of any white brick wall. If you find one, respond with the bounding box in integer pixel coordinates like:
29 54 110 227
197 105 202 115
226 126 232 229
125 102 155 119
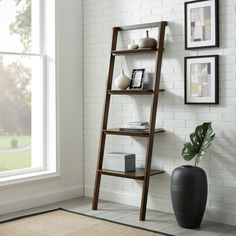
83 0 236 226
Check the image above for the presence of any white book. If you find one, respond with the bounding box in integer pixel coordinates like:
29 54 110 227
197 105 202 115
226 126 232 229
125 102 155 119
127 121 149 126
119 125 147 130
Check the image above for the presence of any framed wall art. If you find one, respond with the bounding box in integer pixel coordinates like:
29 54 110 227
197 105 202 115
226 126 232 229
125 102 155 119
185 0 219 49
129 69 145 89
184 55 219 104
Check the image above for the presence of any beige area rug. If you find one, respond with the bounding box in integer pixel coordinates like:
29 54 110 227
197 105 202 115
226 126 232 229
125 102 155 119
0 209 173 236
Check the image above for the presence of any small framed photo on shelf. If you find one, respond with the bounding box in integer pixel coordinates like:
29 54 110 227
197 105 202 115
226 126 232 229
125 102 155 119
129 69 145 89
185 55 219 105
185 0 219 49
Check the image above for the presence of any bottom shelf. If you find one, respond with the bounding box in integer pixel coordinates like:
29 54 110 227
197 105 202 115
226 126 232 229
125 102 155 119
99 168 164 180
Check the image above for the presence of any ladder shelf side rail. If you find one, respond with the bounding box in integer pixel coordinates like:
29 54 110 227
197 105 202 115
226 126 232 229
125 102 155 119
92 27 119 210
139 21 167 221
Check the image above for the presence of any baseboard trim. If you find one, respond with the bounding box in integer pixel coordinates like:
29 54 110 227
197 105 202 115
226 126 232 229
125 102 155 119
85 187 236 226
204 208 236 227
85 187 173 214
0 185 83 215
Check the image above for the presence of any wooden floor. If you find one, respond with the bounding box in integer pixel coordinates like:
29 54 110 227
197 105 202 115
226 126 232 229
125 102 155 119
0 197 236 235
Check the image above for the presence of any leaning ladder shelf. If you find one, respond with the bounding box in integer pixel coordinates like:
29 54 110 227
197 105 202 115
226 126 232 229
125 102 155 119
92 21 168 221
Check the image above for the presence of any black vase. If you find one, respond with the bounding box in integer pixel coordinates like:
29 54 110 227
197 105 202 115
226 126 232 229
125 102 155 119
171 165 207 229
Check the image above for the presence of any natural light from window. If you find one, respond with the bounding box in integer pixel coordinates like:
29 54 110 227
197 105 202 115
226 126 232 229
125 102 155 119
0 0 55 179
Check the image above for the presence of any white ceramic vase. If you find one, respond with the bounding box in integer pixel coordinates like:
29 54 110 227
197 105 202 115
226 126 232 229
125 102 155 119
114 70 130 90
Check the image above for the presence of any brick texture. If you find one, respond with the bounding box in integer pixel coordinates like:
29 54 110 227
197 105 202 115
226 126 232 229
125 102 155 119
83 0 236 225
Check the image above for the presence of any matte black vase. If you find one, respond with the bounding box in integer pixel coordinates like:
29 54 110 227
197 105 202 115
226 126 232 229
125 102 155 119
171 165 207 229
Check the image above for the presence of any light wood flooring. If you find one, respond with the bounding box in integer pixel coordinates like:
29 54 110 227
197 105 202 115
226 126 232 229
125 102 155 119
0 197 236 235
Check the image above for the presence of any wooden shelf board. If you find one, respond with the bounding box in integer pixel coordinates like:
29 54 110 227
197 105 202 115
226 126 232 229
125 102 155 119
117 21 168 31
103 128 165 137
107 89 164 95
99 168 164 180
111 48 158 56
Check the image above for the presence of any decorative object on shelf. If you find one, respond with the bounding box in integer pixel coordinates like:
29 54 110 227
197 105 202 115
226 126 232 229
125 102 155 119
129 68 145 89
185 0 219 49
138 30 157 49
185 55 219 104
171 122 215 229
104 152 136 172
143 72 154 90
127 121 149 126
114 69 131 90
128 41 139 50
119 121 149 132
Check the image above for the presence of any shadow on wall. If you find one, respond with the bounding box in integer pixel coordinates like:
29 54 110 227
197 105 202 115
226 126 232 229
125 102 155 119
211 130 236 173
164 22 185 57
131 131 185 212
152 131 185 170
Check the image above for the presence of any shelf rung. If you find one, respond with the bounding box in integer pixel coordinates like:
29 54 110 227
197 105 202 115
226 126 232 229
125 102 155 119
111 48 158 56
107 89 164 95
99 168 164 180
116 21 168 31
103 128 165 137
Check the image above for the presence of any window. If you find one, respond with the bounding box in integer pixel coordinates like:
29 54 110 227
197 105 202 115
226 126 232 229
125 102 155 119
0 0 56 180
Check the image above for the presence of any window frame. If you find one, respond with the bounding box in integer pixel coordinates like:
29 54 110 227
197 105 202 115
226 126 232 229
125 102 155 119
0 0 57 182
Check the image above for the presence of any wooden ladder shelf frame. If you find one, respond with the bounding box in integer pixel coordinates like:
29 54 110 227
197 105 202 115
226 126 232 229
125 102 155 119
92 21 168 221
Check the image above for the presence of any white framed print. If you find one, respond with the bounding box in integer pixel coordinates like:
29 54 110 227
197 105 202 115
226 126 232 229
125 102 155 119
184 55 219 104
185 0 219 49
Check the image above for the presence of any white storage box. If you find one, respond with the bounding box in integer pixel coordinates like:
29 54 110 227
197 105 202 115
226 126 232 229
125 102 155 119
104 152 136 172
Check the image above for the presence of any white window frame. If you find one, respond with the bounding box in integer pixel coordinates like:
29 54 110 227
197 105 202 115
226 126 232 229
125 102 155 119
0 0 58 184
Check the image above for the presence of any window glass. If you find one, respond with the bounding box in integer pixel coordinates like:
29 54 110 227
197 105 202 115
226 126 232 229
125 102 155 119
0 0 40 53
0 0 44 176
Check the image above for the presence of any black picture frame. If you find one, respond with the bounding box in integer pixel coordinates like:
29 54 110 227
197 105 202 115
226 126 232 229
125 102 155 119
185 0 219 50
129 69 145 89
184 55 219 105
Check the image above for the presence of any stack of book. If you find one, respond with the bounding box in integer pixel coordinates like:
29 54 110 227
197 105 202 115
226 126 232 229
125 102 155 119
119 121 149 132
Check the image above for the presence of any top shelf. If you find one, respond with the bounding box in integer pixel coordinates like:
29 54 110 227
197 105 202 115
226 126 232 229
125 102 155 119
107 89 164 95
111 48 158 56
115 21 168 31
